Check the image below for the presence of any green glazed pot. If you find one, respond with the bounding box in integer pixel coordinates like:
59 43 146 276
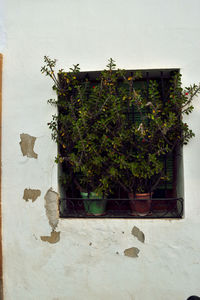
81 192 107 216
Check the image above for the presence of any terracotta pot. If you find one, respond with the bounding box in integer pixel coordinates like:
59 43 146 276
129 193 152 216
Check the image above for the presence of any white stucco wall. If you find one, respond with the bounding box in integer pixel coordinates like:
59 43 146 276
2 0 200 299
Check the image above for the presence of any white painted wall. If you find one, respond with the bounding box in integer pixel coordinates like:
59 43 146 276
2 0 200 299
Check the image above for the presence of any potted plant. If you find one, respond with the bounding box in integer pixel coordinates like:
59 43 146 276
108 73 200 215
41 57 124 215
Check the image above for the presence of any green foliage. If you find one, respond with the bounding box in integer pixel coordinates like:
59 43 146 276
41 56 200 195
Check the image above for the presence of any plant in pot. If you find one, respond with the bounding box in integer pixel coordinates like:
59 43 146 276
109 73 200 215
41 56 126 215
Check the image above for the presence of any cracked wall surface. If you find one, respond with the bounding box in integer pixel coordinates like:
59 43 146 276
44 188 59 231
23 188 41 202
124 247 140 258
4 1 200 299
40 231 60 244
19 133 38 159
132 226 145 243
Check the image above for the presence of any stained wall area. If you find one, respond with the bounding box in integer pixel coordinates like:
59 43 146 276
2 1 200 299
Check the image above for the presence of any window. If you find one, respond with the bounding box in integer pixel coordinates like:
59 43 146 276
56 67 184 218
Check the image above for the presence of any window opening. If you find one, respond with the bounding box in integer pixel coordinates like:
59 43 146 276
56 68 183 218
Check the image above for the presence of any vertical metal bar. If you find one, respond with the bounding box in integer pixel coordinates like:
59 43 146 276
146 71 150 125
161 71 167 193
129 71 133 123
160 71 165 102
146 71 149 99
118 184 120 199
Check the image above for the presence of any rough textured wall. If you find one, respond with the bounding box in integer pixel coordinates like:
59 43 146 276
2 0 200 299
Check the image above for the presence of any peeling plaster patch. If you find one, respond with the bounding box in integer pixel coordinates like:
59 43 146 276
20 133 38 159
124 247 140 258
132 226 145 243
44 188 59 230
23 188 41 202
40 231 60 244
